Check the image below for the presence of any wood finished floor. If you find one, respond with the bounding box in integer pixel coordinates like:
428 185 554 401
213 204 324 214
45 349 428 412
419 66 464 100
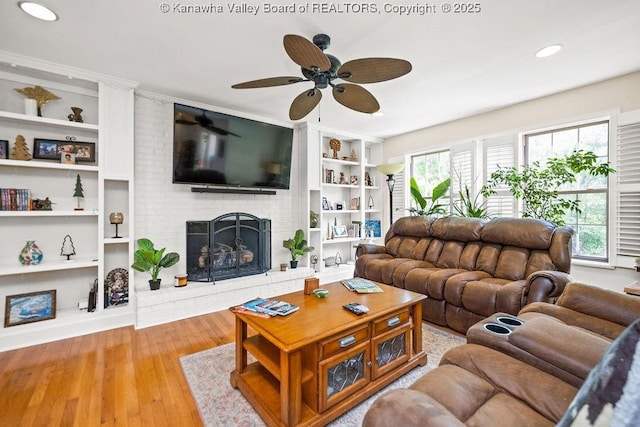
0 310 237 426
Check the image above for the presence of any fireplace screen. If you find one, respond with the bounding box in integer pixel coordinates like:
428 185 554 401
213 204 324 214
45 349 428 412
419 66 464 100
186 213 271 282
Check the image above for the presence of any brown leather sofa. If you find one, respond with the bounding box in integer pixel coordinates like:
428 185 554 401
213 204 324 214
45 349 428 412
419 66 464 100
355 216 574 333
362 283 640 426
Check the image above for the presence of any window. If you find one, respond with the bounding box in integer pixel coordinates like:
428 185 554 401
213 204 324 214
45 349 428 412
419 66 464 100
410 150 450 214
524 121 610 261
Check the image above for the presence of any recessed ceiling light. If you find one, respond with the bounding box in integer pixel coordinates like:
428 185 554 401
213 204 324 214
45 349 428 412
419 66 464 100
535 44 563 58
372 111 384 117
18 2 58 21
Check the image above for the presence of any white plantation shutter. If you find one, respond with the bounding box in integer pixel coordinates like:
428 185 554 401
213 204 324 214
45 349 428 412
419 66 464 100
391 168 405 223
484 135 518 217
451 143 475 212
616 110 640 259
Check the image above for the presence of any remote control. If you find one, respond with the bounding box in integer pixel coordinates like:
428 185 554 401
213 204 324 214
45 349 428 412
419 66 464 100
343 302 369 315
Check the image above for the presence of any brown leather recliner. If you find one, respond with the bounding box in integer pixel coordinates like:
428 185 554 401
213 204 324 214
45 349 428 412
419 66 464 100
355 216 574 333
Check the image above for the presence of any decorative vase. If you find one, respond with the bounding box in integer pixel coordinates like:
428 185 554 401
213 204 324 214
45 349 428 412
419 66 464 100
149 279 161 290
19 240 43 265
67 107 84 123
24 99 38 116
310 211 319 228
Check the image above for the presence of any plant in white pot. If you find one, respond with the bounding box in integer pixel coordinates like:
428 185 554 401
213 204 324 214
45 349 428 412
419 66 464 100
131 238 180 290
282 229 314 268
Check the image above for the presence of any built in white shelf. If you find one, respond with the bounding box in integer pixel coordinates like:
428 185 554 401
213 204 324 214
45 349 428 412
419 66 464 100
322 158 359 166
104 237 130 244
0 257 98 277
322 209 359 214
0 110 99 131
0 210 98 217
0 158 99 172
323 237 368 244
322 183 359 189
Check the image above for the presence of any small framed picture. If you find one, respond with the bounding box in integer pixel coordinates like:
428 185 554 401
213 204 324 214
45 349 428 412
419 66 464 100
33 139 96 163
350 197 360 210
322 196 330 211
0 140 8 159
5 290 56 327
350 175 358 185
73 142 96 162
333 225 348 238
61 152 76 164
336 202 344 210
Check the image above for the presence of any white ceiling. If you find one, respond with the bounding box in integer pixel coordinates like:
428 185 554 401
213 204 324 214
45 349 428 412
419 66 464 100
1 0 639 138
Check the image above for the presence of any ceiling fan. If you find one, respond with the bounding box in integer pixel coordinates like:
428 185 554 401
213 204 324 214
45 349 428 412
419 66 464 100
175 109 241 137
231 34 412 120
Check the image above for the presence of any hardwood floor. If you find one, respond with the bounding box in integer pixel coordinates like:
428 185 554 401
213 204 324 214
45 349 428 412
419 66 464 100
0 309 237 426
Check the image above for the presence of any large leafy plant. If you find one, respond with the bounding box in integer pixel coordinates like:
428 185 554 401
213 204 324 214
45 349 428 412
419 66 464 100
482 150 614 225
131 238 180 282
282 229 314 262
408 177 451 217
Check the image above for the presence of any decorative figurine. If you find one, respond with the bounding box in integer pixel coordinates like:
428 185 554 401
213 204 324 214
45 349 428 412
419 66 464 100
339 172 348 184
14 85 61 117
329 138 341 159
60 235 76 261
73 174 84 210
67 107 84 123
350 148 357 162
365 171 373 186
31 197 53 210
10 135 32 161
109 212 124 238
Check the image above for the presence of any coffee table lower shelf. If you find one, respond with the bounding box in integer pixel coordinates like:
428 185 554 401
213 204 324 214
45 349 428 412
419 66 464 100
230 353 426 427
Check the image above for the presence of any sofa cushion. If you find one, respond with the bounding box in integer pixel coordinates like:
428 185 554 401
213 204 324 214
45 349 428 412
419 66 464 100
557 318 640 426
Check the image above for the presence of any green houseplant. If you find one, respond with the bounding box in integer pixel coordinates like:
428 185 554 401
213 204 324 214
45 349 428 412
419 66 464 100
408 177 451 217
482 150 614 225
283 229 314 268
131 238 180 290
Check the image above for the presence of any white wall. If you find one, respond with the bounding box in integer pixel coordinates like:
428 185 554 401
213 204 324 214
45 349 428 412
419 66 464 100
384 71 640 293
133 94 301 286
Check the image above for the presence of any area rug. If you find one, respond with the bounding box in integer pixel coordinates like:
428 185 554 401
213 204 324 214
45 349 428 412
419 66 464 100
180 324 465 426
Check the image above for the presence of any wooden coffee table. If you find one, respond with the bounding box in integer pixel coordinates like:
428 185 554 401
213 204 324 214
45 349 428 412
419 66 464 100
230 281 427 426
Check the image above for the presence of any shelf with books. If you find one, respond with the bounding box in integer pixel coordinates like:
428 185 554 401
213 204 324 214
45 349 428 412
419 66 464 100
0 52 137 351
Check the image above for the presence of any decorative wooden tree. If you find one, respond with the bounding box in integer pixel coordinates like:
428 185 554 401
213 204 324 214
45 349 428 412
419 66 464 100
60 234 76 261
73 174 84 211
10 135 32 160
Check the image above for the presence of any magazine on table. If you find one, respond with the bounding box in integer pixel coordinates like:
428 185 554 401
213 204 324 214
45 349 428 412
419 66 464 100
341 278 384 293
237 297 299 316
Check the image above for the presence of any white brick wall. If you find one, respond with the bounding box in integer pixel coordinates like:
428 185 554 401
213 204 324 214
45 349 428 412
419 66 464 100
133 93 302 293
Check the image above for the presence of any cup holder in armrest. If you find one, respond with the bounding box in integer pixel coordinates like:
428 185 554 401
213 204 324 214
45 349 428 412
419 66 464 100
496 316 524 328
483 323 512 335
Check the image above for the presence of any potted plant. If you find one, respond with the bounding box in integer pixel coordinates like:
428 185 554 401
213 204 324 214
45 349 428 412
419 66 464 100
408 177 451 217
283 229 314 268
131 238 180 290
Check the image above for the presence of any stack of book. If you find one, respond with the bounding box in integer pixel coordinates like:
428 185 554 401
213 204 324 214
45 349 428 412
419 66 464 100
231 297 299 317
0 188 30 211
341 278 384 293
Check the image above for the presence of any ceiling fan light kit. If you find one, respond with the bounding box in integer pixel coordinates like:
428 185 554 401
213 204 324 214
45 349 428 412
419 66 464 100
232 33 412 120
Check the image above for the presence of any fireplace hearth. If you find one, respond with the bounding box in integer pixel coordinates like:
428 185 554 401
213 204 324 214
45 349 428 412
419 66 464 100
186 213 271 282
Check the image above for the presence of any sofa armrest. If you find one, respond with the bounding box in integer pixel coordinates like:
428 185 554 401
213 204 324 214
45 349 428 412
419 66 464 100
525 270 573 303
355 243 387 258
362 388 465 427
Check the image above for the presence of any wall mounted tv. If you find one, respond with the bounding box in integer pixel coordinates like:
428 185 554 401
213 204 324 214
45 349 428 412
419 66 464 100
173 103 294 192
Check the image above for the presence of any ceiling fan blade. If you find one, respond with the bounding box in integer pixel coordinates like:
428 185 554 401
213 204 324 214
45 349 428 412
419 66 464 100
232 76 304 89
289 89 322 120
338 58 412 84
283 34 331 72
332 83 380 114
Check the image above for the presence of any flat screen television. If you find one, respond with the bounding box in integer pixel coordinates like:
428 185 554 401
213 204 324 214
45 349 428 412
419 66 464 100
173 103 294 190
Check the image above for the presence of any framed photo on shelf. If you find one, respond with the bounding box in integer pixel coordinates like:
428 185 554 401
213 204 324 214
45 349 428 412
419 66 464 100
365 219 382 238
61 152 76 164
4 289 56 327
0 139 8 159
333 225 348 238
350 197 360 210
322 196 330 210
33 138 96 163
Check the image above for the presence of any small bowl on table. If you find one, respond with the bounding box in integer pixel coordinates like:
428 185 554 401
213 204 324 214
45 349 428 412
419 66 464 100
313 288 329 298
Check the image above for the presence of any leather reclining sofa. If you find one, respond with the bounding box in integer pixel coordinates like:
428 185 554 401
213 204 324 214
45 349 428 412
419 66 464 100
355 216 574 333
363 282 640 426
